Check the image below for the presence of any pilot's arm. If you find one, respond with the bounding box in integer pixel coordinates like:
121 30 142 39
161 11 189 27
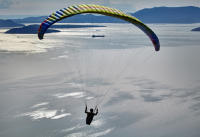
85 105 88 113
95 108 98 115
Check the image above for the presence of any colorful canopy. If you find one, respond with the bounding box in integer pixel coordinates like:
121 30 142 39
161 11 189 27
38 4 160 51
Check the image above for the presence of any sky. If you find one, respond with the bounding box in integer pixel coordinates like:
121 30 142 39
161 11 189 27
0 0 200 18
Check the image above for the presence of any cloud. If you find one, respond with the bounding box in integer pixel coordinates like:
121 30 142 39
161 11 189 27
139 89 154 93
0 0 13 9
141 94 163 102
69 77 112 87
113 75 200 116
85 78 112 87
193 96 200 101
189 102 200 112
174 88 200 99
126 76 159 90
174 87 200 115
105 111 147 128
105 91 134 106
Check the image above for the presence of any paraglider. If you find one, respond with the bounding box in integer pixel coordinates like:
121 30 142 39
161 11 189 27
38 4 160 51
37 4 160 125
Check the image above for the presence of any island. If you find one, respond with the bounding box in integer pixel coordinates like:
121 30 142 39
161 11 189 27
5 24 60 34
191 27 200 31
50 24 105 28
5 24 106 34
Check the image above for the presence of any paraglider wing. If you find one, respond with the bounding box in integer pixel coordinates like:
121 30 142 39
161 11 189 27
38 4 160 51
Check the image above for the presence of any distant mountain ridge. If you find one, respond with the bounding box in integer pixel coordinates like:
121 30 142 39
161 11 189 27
132 6 200 23
12 14 125 23
7 6 200 24
0 19 24 27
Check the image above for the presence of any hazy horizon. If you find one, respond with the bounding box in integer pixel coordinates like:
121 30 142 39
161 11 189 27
1 5 200 20
1 0 200 17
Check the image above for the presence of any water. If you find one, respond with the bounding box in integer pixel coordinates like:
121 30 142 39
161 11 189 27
0 23 200 137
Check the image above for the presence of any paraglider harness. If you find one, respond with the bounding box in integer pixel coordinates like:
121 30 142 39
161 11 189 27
85 104 98 125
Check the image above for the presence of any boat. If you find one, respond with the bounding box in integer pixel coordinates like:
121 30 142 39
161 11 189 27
92 35 105 37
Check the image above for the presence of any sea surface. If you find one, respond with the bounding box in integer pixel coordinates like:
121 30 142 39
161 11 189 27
0 23 200 137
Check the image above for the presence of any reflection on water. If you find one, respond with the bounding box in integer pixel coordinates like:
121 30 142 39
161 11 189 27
31 102 49 108
19 107 71 120
53 92 85 99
